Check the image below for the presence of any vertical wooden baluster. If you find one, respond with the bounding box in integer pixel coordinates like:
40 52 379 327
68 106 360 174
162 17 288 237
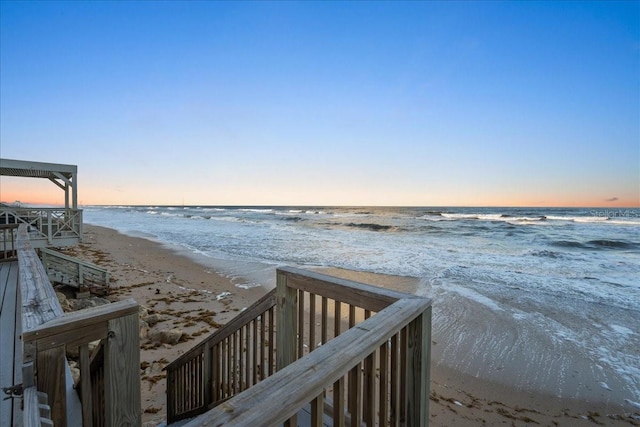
400 328 407 424
268 307 275 376
363 310 376 426
379 339 389 427
309 293 316 352
298 290 305 358
252 318 258 386
321 296 328 346
79 344 93 427
311 392 323 427
390 333 399 427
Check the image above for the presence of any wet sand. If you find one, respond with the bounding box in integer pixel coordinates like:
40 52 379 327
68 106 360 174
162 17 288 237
60 225 638 426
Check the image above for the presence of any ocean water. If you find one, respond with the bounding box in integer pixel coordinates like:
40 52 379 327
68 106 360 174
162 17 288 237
84 206 640 406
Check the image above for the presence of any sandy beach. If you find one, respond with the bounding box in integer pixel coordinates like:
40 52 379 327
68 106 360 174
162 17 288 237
58 225 638 426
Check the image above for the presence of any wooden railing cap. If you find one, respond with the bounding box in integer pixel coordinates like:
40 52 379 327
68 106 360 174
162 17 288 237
23 298 139 341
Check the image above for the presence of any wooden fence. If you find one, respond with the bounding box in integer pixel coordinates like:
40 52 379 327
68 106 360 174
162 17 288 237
166 266 432 426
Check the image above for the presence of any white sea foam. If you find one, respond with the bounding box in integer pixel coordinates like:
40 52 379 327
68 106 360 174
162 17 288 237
610 324 635 337
239 208 273 213
450 285 504 312
84 205 640 403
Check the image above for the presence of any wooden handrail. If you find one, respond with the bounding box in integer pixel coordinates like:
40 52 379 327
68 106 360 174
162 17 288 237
22 299 141 427
23 299 138 345
182 296 432 426
17 224 64 332
17 224 140 427
276 266 410 312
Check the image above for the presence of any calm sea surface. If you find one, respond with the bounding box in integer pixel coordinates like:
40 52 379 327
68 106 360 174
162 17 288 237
84 206 640 406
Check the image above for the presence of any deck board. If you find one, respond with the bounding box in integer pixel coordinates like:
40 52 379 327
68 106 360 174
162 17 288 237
0 261 20 426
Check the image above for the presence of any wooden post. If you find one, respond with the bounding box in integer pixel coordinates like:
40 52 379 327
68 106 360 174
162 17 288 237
405 306 431 427
276 270 297 370
47 211 52 244
36 345 67 427
72 171 78 209
276 269 298 427
80 344 93 427
65 182 70 212
311 393 323 427
203 341 212 408
104 312 140 427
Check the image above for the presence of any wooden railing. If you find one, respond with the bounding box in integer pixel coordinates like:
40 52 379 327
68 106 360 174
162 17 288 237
23 300 140 427
0 208 82 248
40 247 110 294
166 266 432 426
17 224 140 426
0 223 18 261
165 289 277 423
184 291 432 426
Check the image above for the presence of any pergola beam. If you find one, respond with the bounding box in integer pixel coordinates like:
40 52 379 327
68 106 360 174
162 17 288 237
0 158 78 209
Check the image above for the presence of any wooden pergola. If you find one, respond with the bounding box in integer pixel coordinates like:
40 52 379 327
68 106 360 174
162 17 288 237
0 158 78 209
0 158 82 248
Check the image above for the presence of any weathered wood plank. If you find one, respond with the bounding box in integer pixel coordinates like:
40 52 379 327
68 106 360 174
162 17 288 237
36 345 67 427
183 297 431 427
390 333 400 426
40 247 109 292
23 298 137 343
298 290 305 358
405 306 431 427
309 293 316 352
16 224 65 343
311 394 323 427
0 262 19 427
333 377 345 427
348 363 361 427
321 296 328 347
13 264 24 427
379 340 389 427
268 306 275 376
276 272 297 370
23 387 52 427
203 341 212 410
80 344 93 427
104 312 141 427
364 350 376 425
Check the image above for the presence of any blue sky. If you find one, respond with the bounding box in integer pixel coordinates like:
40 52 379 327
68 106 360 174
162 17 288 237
1 1 638 206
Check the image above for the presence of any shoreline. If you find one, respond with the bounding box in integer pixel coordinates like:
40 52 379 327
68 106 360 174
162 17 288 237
62 224 638 425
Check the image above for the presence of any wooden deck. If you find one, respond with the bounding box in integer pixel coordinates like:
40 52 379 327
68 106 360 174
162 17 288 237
0 261 21 426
